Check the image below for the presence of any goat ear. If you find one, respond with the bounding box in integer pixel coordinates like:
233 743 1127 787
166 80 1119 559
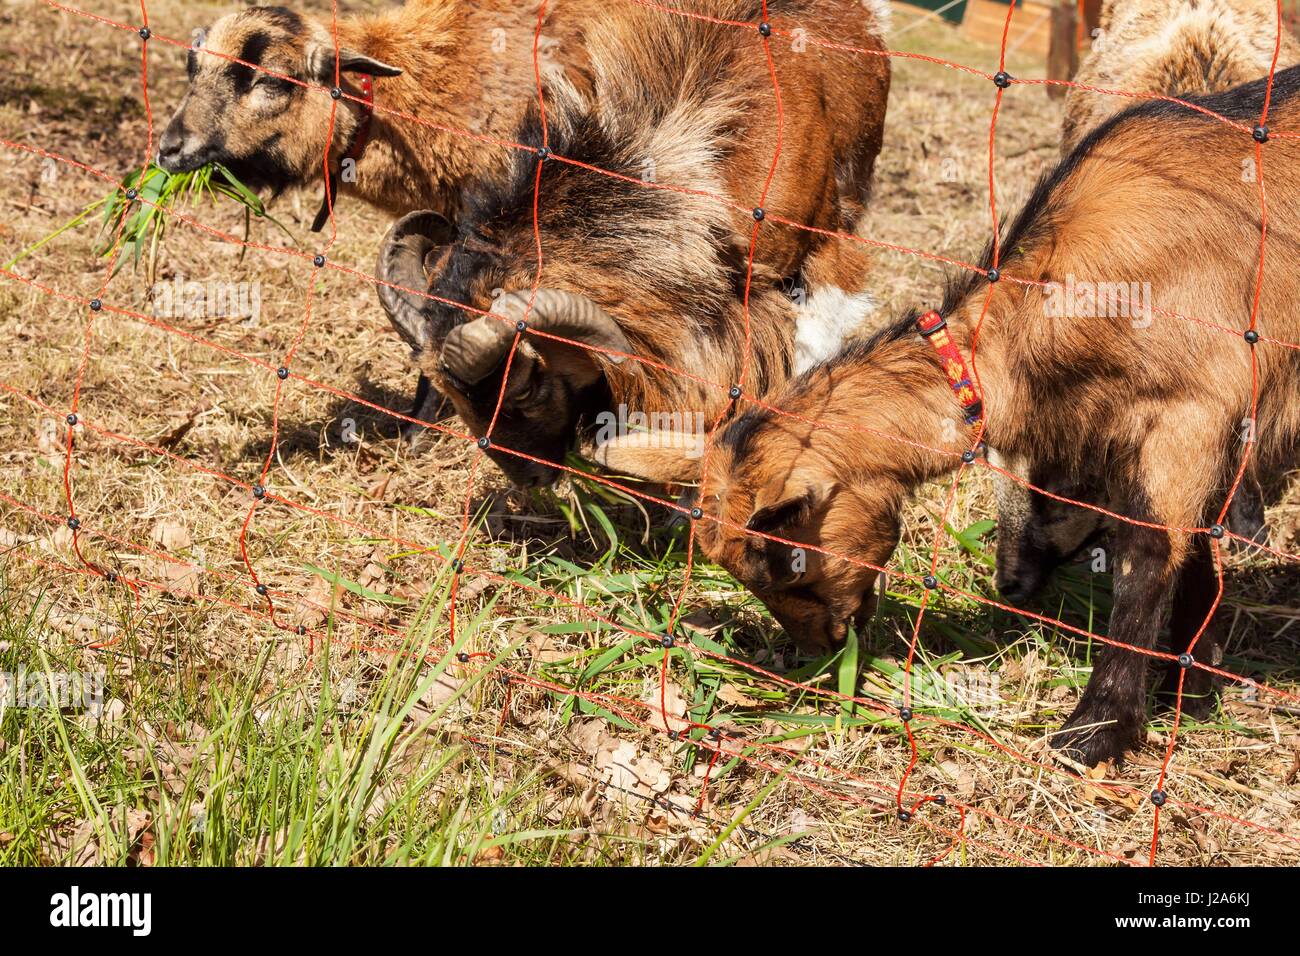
746 478 835 536
307 44 402 81
589 433 703 483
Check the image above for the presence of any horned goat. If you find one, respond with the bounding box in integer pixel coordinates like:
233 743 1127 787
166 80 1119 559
376 0 890 481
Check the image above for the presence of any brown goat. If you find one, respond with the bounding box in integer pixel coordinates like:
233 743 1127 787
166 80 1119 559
698 69 1300 766
995 0 1293 603
157 1 597 224
376 0 890 480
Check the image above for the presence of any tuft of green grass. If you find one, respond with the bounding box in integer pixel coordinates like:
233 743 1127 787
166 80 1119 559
3 162 289 282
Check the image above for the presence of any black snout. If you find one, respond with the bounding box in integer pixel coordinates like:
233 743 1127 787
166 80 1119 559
157 116 214 173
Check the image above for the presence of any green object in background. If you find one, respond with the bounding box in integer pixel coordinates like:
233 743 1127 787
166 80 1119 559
904 0 969 25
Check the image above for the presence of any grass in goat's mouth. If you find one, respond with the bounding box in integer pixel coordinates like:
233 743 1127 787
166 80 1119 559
3 162 289 280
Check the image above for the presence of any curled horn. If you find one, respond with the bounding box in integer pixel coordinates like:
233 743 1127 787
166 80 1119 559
376 210 454 352
441 289 632 385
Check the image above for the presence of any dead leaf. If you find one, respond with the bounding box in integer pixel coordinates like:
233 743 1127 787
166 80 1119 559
150 520 192 552
642 678 691 734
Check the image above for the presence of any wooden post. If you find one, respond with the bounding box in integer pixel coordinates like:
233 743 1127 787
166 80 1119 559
1047 2 1080 99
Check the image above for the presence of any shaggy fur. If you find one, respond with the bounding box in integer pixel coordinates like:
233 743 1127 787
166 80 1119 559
995 0 1291 602
698 68 1300 765
386 0 890 485
1062 0 1300 153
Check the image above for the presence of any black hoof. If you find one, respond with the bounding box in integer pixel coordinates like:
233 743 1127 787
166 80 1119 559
1050 711 1135 767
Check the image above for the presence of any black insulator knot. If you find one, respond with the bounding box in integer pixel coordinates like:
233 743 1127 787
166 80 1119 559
67 516 80 531
961 449 976 464
535 146 550 161
252 484 267 499
661 634 675 649
708 727 723 740
457 651 470 663
276 366 289 380
1150 788 1167 807
1208 524 1225 539
897 809 912 823
1253 124 1270 144
923 575 939 590
993 71 1012 89
312 254 326 268
728 385 742 401
1178 652 1195 669
514 319 527 333
669 730 680 741
330 87 342 100
138 26 151 40
105 571 118 583
898 707 913 722
89 299 103 312
125 188 138 201
1244 329 1260 345
758 21 771 37
450 558 464 573
752 207 765 222
986 267 1000 283
690 507 703 521
934 794 947 806
256 583 268 596
66 413 78 426
476 436 490 449
295 625 306 636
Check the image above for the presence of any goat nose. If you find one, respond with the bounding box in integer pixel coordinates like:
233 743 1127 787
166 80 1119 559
157 126 188 171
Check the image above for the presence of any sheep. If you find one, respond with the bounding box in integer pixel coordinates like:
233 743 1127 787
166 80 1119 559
375 0 890 481
696 66 1300 766
159 2 889 437
1062 0 1300 153
993 0 1294 603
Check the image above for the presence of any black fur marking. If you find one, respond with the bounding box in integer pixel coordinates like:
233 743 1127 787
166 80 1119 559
251 7 305 35
229 32 272 94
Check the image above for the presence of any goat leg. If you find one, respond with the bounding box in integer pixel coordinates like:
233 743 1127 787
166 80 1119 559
1156 535 1220 720
1051 503 1178 766
400 373 451 450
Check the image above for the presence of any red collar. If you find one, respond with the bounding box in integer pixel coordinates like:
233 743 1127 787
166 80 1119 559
311 73 376 233
916 310 983 426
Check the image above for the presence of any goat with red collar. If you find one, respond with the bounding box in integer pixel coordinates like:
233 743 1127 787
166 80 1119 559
696 69 1300 766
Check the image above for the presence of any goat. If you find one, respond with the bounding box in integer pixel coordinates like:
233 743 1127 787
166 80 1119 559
1062 0 1300 153
160 2 889 439
994 0 1293 602
375 0 890 483
697 67 1300 766
157 1 599 227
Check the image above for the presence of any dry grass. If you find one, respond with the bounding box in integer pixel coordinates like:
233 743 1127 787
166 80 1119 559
0 0 1297 866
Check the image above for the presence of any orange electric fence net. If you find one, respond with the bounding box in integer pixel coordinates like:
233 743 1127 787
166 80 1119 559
3 0 1300 866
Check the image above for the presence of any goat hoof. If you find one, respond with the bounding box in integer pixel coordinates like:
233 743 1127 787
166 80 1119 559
1050 711 1135 767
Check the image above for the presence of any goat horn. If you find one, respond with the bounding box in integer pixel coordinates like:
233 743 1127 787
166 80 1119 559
376 210 453 352
441 290 631 385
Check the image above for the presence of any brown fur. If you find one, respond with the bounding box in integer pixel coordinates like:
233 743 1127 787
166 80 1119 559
997 0 1291 602
158 1 598 219
1063 0 1300 153
700 71 1300 764
384 1 890 485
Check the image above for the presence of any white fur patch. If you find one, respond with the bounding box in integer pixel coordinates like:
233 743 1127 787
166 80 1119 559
860 0 892 38
792 285 875 375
